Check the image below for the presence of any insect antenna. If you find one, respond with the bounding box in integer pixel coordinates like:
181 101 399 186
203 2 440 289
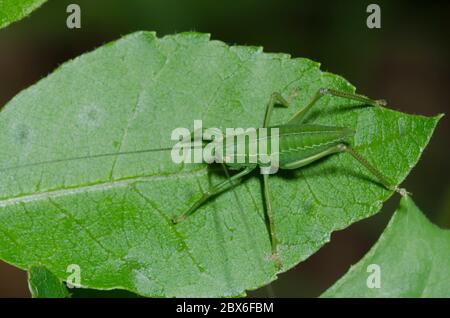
1 143 207 173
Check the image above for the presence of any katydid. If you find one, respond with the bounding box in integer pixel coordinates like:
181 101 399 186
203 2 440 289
1 88 407 269
171 88 407 268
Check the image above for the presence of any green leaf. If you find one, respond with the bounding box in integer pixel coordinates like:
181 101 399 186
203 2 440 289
0 0 47 29
322 196 450 297
28 266 70 298
0 32 441 297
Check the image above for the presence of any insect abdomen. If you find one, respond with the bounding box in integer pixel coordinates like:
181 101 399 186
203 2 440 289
217 124 354 170
277 124 354 168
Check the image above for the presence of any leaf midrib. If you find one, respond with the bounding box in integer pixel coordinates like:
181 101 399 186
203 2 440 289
0 167 208 207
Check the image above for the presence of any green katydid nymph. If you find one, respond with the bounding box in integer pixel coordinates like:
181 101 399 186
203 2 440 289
1 88 408 270
171 88 408 269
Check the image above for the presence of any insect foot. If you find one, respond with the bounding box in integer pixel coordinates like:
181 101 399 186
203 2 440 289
319 87 329 95
172 215 187 224
270 253 282 270
395 187 411 197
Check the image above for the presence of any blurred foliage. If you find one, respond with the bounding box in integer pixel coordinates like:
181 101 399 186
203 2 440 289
28 266 69 298
0 0 47 29
323 196 450 297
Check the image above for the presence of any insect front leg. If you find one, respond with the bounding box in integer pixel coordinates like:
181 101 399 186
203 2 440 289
287 88 387 124
263 92 289 128
172 166 255 224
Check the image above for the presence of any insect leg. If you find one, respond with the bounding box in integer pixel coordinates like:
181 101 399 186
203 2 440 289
264 92 289 128
263 173 281 269
280 144 346 170
287 88 387 124
342 145 409 196
281 143 408 195
172 166 255 223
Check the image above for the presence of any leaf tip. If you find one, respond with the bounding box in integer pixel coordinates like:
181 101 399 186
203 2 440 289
436 113 445 121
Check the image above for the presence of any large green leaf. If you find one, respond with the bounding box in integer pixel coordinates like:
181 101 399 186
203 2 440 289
28 266 69 298
0 0 47 29
0 32 441 297
322 196 450 297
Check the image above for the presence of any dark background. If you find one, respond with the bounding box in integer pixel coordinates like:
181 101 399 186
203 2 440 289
0 0 448 297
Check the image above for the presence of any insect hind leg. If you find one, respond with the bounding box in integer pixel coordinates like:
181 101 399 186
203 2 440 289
341 144 409 196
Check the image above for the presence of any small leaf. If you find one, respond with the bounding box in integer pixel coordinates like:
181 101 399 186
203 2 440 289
0 0 47 29
0 32 441 296
28 266 70 298
322 196 450 297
